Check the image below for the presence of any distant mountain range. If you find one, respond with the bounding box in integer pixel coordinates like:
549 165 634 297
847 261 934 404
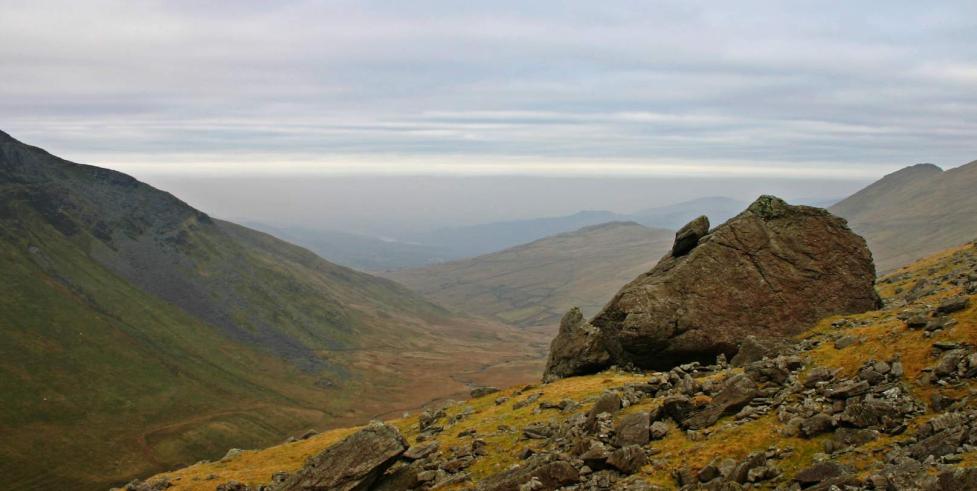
629 196 746 229
245 223 454 272
263 197 747 272
387 222 674 327
412 197 748 261
0 130 548 490
830 160 977 271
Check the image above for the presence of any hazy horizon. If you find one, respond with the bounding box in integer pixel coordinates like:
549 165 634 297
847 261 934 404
143 174 870 239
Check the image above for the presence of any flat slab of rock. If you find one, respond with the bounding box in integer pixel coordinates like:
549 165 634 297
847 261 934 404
682 374 757 429
476 454 579 491
544 196 880 378
277 421 407 491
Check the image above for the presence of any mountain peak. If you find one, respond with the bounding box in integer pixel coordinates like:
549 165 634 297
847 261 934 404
886 162 943 179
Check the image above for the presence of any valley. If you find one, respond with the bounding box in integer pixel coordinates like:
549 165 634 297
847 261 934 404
0 131 551 490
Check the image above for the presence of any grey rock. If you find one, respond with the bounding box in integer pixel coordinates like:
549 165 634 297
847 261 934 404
476 454 579 491
794 462 849 486
683 374 757 429
542 308 612 381
607 445 647 474
276 421 406 491
615 412 651 447
404 441 439 460
471 386 500 398
936 296 970 315
671 215 709 257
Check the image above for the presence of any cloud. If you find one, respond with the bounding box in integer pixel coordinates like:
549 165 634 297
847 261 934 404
2 0 976 177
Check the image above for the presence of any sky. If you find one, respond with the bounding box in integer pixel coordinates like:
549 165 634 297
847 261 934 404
3 0 976 181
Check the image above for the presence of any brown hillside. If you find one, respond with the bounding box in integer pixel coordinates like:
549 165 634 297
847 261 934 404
831 160 977 272
142 240 977 490
387 222 674 327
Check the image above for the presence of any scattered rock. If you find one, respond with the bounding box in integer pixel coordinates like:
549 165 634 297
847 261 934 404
476 454 579 491
794 461 850 486
471 386 500 398
682 374 757 429
606 445 647 474
404 441 439 460
277 421 407 491
614 412 651 446
215 481 250 491
936 296 970 315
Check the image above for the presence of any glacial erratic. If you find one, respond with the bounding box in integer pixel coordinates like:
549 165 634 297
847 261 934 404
544 195 880 380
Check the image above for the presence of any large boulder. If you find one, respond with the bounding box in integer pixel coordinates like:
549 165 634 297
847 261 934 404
276 421 407 491
544 196 880 378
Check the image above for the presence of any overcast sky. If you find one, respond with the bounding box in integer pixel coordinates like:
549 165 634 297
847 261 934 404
3 0 976 180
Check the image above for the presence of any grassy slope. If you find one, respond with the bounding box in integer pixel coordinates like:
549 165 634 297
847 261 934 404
831 160 977 272
387 222 674 327
0 131 551 490
0 204 339 490
154 239 977 490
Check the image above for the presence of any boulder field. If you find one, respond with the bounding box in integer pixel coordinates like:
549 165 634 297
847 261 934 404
131 237 977 491
544 196 881 380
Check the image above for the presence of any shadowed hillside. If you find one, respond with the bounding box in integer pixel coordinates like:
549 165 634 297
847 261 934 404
0 130 550 490
388 222 674 327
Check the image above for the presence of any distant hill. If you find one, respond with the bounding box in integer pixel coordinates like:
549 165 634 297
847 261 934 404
388 222 674 327
245 223 452 272
400 198 747 262
631 196 746 229
147 224 977 491
0 130 548 490
830 160 977 271
414 210 626 259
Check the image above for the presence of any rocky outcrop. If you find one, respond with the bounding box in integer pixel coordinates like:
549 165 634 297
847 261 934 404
543 308 612 381
544 196 880 379
276 421 407 491
671 215 709 257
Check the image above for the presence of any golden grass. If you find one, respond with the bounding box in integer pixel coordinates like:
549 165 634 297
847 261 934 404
148 242 977 490
146 427 359 490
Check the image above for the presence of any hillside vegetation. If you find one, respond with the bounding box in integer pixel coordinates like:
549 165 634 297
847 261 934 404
831 160 977 272
388 222 674 327
0 130 550 490
144 238 977 490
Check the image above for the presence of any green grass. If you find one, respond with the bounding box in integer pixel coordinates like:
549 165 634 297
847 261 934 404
0 134 464 490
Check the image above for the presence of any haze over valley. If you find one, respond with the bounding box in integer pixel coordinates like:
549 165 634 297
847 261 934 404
3 2 977 490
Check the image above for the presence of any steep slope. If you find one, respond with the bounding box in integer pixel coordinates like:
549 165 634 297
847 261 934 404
146 239 977 491
0 130 549 490
387 222 674 327
831 160 977 271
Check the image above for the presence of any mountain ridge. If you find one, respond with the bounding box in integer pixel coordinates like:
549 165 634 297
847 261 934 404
830 159 977 271
0 130 550 490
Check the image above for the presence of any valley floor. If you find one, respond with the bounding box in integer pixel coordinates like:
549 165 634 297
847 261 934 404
139 240 977 490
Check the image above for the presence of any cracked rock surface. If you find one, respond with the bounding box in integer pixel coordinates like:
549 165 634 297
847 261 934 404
545 195 880 378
